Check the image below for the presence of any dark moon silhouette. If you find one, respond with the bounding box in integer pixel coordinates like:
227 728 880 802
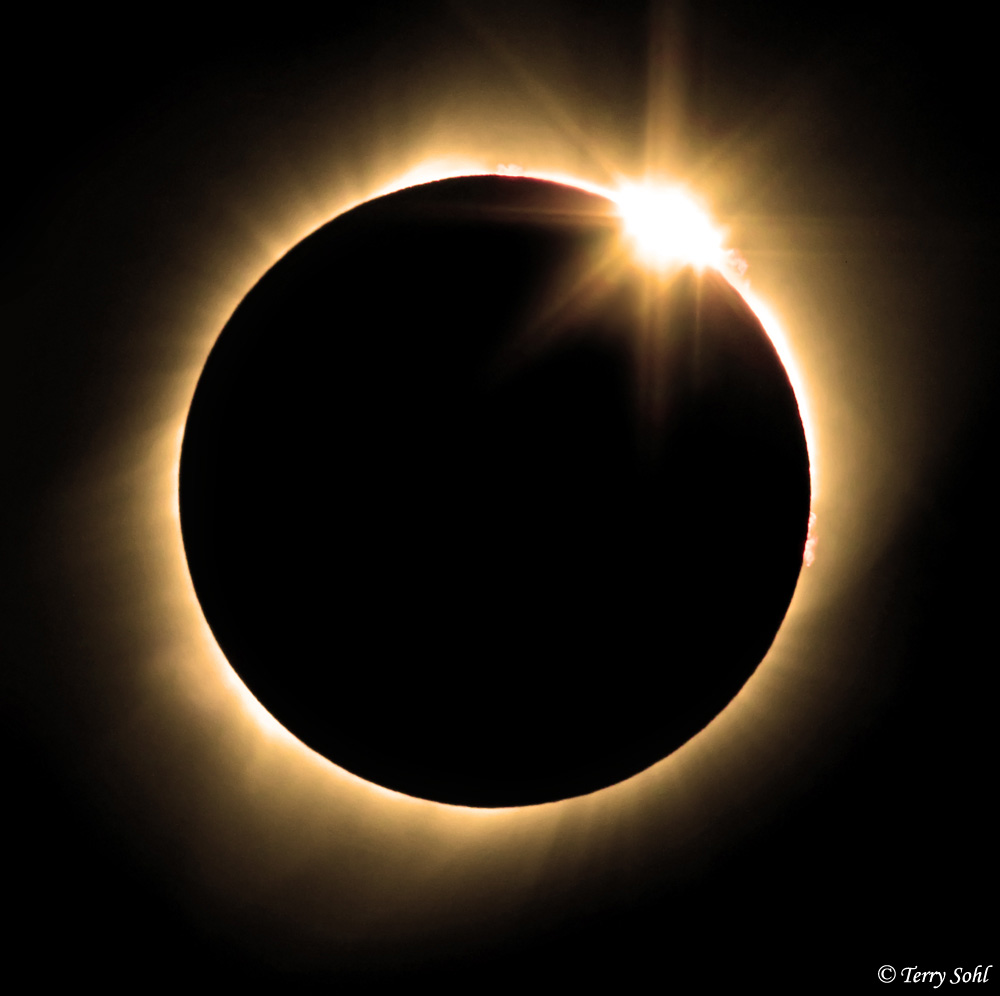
179 175 810 807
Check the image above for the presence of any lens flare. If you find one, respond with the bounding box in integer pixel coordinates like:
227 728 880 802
614 182 726 271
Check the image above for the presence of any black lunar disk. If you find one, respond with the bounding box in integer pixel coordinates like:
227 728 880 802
180 175 811 807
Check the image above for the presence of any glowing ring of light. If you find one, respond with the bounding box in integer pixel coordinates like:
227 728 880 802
179 167 818 778
177 168 814 810
61 132 863 971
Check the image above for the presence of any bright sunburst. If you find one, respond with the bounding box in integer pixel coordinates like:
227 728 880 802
614 182 726 271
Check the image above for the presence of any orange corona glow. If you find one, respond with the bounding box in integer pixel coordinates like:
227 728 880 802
24 27 878 959
13 6 970 979
167 160 823 767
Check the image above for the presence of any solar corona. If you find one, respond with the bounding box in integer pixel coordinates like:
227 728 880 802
14 1 979 978
178 170 813 808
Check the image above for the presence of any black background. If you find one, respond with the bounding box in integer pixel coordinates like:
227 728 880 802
4 1 994 987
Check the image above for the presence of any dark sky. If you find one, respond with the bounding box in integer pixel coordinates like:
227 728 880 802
4 1 995 987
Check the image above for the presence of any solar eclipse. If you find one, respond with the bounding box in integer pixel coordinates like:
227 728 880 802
8 1 988 982
179 173 811 807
